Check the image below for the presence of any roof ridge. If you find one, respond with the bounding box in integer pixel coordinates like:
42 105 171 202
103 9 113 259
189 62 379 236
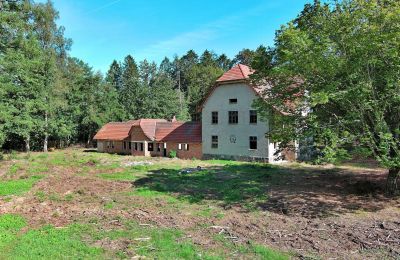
238 64 246 78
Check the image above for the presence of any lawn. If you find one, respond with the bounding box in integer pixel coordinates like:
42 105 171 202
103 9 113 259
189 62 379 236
0 148 398 259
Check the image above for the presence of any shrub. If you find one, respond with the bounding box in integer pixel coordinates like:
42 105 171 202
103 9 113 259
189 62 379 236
0 152 4 161
169 150 177 158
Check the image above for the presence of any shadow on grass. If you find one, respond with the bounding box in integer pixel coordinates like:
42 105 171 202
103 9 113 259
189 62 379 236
133 163 398 218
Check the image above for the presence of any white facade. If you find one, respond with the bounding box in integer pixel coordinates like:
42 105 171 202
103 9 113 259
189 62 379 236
202 82 277 162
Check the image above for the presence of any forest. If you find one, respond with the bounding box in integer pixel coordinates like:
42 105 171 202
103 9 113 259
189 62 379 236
0 0 259 152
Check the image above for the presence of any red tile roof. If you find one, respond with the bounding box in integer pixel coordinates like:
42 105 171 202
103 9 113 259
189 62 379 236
93 121 138 141
155 122 201 143
216 64 254 83
135 119 167 140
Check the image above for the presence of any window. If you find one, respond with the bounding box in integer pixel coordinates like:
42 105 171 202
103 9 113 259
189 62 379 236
134 142 138 151
229 98 237 104
178 144 182 150
123 142 127 150
140 143 143 151
211 136 218 148
250 110 257 124
129 142 132 150
185 144 189 151
148 143 154 151
249 136 257 150
229 111 238 124
157 143 161 152
211 111 218 124
108 141 114 149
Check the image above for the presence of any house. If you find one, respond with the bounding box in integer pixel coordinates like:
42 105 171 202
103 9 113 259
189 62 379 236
93 119 202 159
94 64 295 162
199 64 284 162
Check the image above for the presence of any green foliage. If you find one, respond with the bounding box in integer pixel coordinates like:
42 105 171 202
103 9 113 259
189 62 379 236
252 0 400 192
169 149 177 158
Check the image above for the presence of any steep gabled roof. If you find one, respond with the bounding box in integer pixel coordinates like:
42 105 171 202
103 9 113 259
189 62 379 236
216 64 254 83
132 119 168 141
93 121 138 141
155 122 202 143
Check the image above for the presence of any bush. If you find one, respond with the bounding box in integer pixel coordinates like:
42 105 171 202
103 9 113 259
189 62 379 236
0 152 4 161
169 150 177 158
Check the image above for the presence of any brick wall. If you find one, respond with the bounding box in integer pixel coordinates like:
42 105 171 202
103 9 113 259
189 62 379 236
166 142 202 159
103 140 131 154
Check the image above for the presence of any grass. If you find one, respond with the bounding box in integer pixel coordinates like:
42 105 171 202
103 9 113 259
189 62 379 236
0 175 43 196
128 163 278 209
0 149 295 259
0 218 103 259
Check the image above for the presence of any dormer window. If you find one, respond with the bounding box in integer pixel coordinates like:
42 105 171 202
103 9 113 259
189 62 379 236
229 98 237 104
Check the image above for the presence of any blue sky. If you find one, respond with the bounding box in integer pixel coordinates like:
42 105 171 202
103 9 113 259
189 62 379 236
46 0 311 73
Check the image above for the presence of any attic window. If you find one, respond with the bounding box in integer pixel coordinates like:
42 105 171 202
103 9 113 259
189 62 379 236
229 98 237 104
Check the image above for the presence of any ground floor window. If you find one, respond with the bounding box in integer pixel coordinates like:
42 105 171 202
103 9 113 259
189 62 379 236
123 141 127 150
134 142 138 151
185 144 189 151
128 142 131 150
140 143 143 151
148 143 154 151
211 136 218 149
178 143 182 150
107 141 114 149
249 136 257 150
157 143 161 152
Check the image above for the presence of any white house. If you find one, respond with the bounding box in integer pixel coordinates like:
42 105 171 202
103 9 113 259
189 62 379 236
199 64 285 162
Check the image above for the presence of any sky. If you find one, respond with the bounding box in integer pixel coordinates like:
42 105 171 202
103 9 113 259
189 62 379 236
44 0 311 73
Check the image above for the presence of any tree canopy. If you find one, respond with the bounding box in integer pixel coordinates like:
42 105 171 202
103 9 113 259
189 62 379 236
252 0 400 194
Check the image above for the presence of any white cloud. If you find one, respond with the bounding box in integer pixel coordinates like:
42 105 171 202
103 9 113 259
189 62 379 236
140 2 274 59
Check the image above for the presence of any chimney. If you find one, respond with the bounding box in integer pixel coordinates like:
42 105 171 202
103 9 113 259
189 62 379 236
171 116 177 122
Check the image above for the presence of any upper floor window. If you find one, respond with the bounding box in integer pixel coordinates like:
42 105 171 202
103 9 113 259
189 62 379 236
211 135 218 149
229 111 238 124
229 98 237 104
249 136 257 150
211 111 218 124
249 110 257 124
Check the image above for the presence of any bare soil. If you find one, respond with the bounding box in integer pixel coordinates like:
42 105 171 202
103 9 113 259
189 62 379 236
0 150 399 259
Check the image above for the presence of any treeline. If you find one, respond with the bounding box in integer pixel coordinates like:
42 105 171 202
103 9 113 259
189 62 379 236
0 0 260 152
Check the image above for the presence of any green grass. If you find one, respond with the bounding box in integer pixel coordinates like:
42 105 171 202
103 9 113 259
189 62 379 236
0 175 43 196
4 224 103 259
128 163 278 209
0 214 27 251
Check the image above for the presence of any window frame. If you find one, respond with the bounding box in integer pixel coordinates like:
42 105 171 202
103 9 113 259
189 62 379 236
148 143 154 152
249 110 257 124
211 135 218 149
228 111 238 124
249 136 257 150
211 111 218 124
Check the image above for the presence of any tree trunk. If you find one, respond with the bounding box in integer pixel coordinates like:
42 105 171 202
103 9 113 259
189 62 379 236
386 168 399 196
86 133 91 148
25 136 30 152
43 111 48 152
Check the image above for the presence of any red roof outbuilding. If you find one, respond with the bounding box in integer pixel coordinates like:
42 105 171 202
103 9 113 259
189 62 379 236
93 121 138 141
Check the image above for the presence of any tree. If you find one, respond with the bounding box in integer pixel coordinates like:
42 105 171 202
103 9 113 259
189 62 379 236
233 48 255 65
105 60 123 92
120 55 149 119
31 0 71 152
252 0 400 195
147 73 189 120
186 65 224 119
